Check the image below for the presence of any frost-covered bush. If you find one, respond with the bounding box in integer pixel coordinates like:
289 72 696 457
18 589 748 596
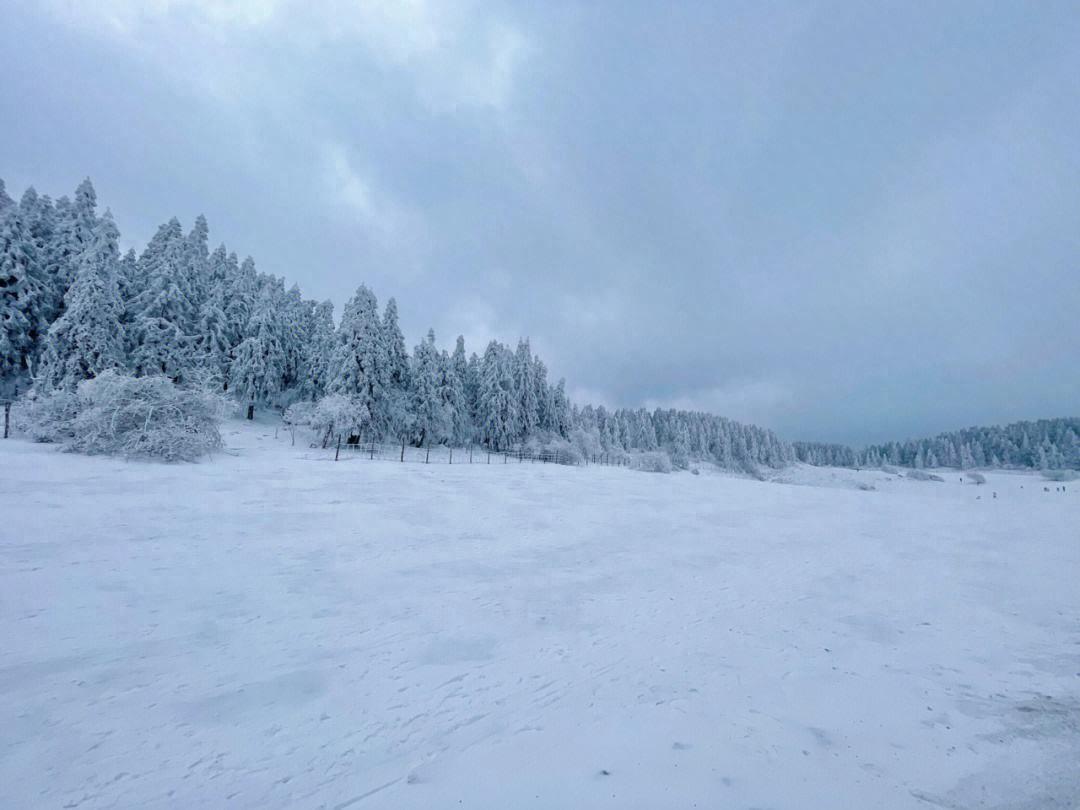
282 400 316 430
310 394 370 444
907 469 944 482
281 400 316 446
632 450 673 474
12 389 81 443
521 433 583 465
569 426 602 460
556 444 584 465
14 371 230 461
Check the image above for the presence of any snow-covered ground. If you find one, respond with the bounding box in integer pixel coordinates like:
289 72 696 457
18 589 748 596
2 421 1078 809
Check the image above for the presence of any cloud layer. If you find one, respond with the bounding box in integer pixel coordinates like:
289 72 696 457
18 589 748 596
5 1 1079 443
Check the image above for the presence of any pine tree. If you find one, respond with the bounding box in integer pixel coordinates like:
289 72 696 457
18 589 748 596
532 355 551 431
191 244 232 387
37 213 126 391
127 219 193 380
513 339 538 439
410 329 452 447
551 379 571 437
478 341 517 450
278 283 310 392
0 207 47 397
382 298 410 393
17 188 62 325
182 215 210 321
449 335 473 444
0 179 13 213
230 285 287 418
465 351 481 428
225 255 257 349
327 285 388 435
49 178 99 320
302 300 336 400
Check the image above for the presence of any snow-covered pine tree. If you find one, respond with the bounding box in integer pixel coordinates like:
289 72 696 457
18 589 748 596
48 179 99 321
327 285 388 436
465 351 481 429
17 188 62 323
278 283 311 394
382 298 410 394
190 244 232 387
37 213 126 391
551 378 571 438
449 335 473 445
116 248 138 308
230 284 287 418
410 329 452 449
302 300 336 401
478 340 517 450
379 297 413 443
670 421 691 468
513 339 538 440
225 255 257 351
0 206 47 398
531 355 552 432
127 218 195 381
182 215 210 321
0 179 12 213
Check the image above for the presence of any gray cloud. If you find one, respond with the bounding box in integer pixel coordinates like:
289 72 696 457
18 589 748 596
4 0 1079 444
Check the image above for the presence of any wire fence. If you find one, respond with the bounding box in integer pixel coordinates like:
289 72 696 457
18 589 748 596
312 434 630 468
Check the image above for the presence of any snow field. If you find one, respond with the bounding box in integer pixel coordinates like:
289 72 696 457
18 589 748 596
1 420 1078 809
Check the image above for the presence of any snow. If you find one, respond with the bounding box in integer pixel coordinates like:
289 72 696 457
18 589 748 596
2 421 1079 809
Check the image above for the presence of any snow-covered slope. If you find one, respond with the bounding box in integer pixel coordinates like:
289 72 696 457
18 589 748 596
2 421 1078 809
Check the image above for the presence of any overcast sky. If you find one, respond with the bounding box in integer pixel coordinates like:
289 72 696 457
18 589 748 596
3 1 1078 444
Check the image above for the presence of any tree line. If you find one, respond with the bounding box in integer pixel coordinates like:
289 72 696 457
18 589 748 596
794 418 1080 471
1 176 792 470
4 177 1075 471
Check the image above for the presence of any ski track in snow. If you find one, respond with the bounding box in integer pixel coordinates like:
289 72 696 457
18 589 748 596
1 422 1079 809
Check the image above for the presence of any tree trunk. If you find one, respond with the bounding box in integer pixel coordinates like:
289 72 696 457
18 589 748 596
400 437 405 462
335 435 341 461
3 401 10 439
246 403 255 420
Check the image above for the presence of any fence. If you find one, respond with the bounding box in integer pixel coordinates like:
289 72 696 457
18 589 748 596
316 435 629 468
